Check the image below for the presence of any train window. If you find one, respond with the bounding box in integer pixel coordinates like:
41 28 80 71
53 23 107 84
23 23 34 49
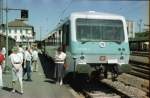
76 19 124 42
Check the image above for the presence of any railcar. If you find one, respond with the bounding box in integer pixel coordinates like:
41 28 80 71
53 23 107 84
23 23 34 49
44 11 130 79
129 38 149 52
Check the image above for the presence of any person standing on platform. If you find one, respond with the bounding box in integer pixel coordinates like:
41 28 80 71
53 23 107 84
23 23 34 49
54 47 66 85
0 48 5 88
18 45 24 71
32 48 38 72
1 47 6 71
23 47 32 81
9 47 24 94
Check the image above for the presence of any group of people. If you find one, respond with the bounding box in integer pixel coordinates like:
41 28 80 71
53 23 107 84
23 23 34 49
0 45 39 94
0 45 66 94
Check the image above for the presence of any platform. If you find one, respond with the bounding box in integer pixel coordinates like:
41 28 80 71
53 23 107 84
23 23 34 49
0 54 82 98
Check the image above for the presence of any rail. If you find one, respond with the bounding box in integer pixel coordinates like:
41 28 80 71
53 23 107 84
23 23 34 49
128 53 150 97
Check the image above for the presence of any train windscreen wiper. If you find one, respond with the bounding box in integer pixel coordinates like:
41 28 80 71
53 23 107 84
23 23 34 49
81 41 90 44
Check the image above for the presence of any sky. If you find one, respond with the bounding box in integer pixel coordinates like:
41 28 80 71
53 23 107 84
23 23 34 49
2 0 149 40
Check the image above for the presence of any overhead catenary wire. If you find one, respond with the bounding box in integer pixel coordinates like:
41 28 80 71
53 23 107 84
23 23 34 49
58 0 73 23
45 0 74 40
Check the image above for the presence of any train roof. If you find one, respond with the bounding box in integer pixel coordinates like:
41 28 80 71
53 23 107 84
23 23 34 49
70 11 125 19
43 11 125 41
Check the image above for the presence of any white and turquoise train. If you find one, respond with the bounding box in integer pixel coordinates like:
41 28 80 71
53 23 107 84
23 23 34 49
43 11 130 79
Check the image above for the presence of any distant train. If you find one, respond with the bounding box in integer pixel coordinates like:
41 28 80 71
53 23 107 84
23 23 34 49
43 11 130 79
0 33 16 53
129 38 149 52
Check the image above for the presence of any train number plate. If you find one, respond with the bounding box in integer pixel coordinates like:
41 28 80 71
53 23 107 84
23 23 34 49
108 59 118 63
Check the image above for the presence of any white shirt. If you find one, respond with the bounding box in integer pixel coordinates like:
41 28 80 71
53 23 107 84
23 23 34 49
18 47 25 59
55 51 66 64
19 47 23 53
2 47 6 56
9 53 23 69
32 50 38 61
24 50 32 61
9 53 23 64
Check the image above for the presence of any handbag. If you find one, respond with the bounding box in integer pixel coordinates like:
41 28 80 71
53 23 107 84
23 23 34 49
64 63 68 69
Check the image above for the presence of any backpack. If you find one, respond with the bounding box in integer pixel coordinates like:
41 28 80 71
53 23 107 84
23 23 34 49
0 53 5 64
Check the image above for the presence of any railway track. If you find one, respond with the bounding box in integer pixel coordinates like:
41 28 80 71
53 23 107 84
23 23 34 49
131 51 149 57
65 74 147 98
82 77 148 98
82 88 121 98
129 53 150 80
129 60 150 80
117 73 149 97
81 80 128 98
128 54 150 97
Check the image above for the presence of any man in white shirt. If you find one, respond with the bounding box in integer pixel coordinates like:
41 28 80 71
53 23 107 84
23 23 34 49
54 47 66 85
23 47 32 81
32 48 38 72
1 47 6 71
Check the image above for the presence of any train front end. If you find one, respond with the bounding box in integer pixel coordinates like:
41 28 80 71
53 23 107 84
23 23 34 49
67 12 130 77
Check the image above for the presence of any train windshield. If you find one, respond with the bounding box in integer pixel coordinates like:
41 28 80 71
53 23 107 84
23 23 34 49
76 19 124 42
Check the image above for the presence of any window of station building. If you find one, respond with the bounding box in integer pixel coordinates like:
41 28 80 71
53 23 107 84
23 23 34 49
14 28 17 34
14 35 17 39
2 29 5 33
20 29 23 34
26 29 28 34
28 29 32 34
9 29 11 33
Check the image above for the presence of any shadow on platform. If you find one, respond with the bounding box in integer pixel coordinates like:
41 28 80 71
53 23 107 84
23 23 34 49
2 87 12 92
44 79 56 84
38 54 55 80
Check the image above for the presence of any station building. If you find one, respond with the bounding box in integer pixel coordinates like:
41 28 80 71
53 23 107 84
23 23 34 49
0 19 35 46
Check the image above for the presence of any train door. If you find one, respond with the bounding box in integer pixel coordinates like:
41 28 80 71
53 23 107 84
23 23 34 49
62 21 70 52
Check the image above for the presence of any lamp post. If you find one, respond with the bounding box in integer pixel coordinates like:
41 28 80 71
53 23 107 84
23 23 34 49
5 0 9 72
2 0 28 71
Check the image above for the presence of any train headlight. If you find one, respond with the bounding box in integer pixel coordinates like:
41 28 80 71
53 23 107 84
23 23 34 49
80 55 85 60
120 56 124 60
118 48 121 51
122 48 125 51
78 56 86 64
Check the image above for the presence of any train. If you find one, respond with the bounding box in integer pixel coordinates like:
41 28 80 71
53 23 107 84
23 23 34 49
129 38 149 52
0 33 16 54
42 11 130 79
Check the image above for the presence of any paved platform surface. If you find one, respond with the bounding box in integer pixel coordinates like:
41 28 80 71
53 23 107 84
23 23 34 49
0 54 81 98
